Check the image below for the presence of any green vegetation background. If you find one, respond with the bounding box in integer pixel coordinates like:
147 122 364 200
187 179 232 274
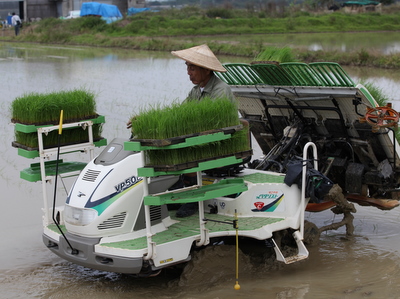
4 5 400 68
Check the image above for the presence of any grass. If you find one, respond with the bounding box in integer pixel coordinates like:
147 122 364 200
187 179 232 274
130 97 250 166
7 8 400 69
24 11 400 38
362 81 389 107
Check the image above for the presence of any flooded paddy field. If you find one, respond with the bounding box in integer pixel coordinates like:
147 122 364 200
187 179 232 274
1 38 400 298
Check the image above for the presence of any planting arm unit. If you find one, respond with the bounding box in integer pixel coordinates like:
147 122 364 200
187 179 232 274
125 130 249 261
125 127 310 265
15 116 107 225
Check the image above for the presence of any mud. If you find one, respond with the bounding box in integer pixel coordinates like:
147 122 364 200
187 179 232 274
176 245 253 290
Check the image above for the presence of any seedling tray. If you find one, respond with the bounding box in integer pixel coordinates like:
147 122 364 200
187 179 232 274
144 178 248 205
20 160 87 182
12 137 107 152
13 115 105 133
138 150 252 177
126 125 243 150
12 138 107 159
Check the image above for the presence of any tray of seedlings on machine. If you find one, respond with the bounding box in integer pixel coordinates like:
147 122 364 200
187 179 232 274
125 97 251 205
125 97 252 176
11 89 107 158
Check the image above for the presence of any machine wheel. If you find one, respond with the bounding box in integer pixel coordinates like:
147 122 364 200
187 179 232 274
362 106 399 130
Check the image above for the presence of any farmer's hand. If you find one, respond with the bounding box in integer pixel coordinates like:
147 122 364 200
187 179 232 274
127 115 138 129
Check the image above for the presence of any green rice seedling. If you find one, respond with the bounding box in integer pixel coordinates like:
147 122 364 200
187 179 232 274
130 97 247 166
11 89 102 148
254 46 297 63
131 97 240 139
11 89 97 125
145 127 250 166
15 123 103 149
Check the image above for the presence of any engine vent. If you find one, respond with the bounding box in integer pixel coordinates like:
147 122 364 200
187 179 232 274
82 169 101 182
98 212 127 230
150 205 162 223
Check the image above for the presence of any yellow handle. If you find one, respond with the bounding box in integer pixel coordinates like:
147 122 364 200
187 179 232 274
58 110 64 135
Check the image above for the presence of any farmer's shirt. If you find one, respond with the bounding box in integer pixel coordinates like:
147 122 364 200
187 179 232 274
185 73 236 103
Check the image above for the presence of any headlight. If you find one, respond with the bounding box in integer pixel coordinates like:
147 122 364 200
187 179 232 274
64 205 97 226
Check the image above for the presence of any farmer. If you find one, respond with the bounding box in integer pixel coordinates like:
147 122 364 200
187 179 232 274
126 44 236 129
171 44 236 103
171 44 249 217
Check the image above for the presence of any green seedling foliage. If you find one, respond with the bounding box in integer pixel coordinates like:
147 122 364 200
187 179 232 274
11 89 102 148
131 97 240 139
130 97 248 165
145 128 250 166
15 124 103 149
11 89 97 125
254 46 297 63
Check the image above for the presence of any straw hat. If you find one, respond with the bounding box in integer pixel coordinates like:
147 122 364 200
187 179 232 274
171 44 227 73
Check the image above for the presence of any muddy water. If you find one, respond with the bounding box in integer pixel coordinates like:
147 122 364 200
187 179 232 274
1 41 400 299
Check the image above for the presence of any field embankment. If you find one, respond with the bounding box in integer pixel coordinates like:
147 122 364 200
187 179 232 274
3 6 400 68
